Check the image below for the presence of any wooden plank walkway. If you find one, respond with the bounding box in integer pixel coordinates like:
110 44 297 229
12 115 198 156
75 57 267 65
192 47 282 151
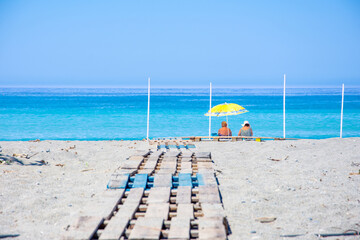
68 147 229 240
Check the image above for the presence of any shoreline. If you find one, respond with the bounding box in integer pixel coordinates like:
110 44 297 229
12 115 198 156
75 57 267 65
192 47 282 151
1 138 359 239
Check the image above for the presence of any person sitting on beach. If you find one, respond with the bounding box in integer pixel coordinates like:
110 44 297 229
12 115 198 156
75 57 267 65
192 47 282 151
238 121 253 138
218 121 232 136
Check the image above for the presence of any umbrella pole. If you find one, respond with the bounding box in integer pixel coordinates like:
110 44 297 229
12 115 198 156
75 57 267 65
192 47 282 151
226 115 229 136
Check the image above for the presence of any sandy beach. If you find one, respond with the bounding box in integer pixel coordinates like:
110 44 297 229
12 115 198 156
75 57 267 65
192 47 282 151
0 138 359 239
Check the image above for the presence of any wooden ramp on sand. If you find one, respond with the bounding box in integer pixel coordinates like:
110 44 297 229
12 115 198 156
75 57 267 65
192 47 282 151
63 147 230 240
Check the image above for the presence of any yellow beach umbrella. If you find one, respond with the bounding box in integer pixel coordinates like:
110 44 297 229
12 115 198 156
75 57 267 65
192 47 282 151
205 102 248 117
205 102 248 136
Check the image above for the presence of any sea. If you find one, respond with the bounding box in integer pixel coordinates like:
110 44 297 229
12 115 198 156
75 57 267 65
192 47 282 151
0 87 359 141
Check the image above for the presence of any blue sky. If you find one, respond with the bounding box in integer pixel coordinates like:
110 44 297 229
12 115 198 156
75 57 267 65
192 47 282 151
0 0 359 87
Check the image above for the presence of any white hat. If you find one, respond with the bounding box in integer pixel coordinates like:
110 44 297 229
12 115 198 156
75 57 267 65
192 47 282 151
242 121 250 126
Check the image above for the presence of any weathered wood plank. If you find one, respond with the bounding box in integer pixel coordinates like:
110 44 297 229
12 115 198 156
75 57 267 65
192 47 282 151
145 203 170 219
181 151 194 158
133 174 148 188
178 173 192 187
197 173 218 186
181 157 193 162
168 217 190 240
197 162 214 169
134 150 150 157
128 217 164 240
137 169 154 174
147 187 171 203
153 173 172 187
176 204 194 219
143 160 158 169
160 161 177 169
107 174 130 189
125 188 144 203
157 168 176 174
99 202 139 240
128 155 144 161
162 156 178 162
198 218 226 240
201 204 225 218
198 186 221 203
176 186 192 204
164 151 180 157
81 190 125 220
65 216 104 240
121 160 143 169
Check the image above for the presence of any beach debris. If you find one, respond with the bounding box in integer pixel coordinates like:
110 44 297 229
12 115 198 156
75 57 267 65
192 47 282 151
351 162 360 167
26 152 39 159
267 156 289 161
46 149 50 153
55 163 65 167
255 217 277 223
69 145 76 149
81 168 94 172
349 170 360 175
29 139 40 142
13 153 28 158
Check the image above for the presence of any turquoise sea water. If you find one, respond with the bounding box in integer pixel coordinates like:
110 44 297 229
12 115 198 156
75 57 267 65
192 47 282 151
0 88 359 140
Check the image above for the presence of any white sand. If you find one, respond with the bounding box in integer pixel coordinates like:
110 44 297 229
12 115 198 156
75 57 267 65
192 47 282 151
0 138 359 239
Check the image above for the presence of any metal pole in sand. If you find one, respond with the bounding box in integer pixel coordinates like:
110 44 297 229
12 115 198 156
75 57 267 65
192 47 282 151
340 83 344 138
283 74 286 138
147 77 150 141
209 82 212 138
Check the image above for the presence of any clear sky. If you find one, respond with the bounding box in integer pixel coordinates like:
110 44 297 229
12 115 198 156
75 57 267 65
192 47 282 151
0 0 359 87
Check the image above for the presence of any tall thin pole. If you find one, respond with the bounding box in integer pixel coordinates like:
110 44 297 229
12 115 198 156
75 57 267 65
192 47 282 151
147 77 150 141
283 74 286 138
209 82 212 137
340 84 344 138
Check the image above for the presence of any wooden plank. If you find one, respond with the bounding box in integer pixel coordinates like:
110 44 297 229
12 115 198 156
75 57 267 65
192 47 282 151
162 156 178 162
198 186 221 204
107 174 129 189
181 151 194 158
143 160 158 169
198 218 226 240
180 162 192 174
147 187 171 203
164 151 180 157
181 157 193 162
197 162 214 169
150 151 163 158
160 161 177 169
178 173 192 187
176 186 192 204
197 173 218 186
137 169 154 174
168 217 190 240
201 204 225 218
196 158 212 162
113 168 137 175
157 168 176 174
128 155 144 161
195 152 211 159
145 203 170 218
134 150 150 157
99 202 139 240
81 190 125 220
125 188 144 203
132 174 148 188
176 204 194 219
65 216 103 240
153 174 172 188
129 217 164 240
147 156 160 162
121 160 143 169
